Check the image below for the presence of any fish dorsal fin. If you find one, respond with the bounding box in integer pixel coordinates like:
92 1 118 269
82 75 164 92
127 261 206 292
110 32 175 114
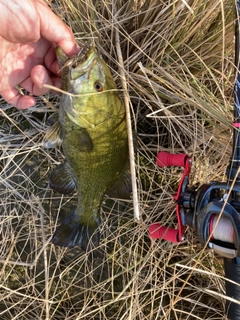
106 161 132 200
49 161 76 194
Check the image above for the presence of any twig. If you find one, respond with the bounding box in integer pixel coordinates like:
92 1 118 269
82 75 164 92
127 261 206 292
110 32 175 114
113 6 140 221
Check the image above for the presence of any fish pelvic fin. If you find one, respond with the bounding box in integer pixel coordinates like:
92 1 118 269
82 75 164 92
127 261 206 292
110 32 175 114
51 210 100 255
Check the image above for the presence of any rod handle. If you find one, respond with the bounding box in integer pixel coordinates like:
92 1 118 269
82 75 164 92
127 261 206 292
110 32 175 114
224 258 240 319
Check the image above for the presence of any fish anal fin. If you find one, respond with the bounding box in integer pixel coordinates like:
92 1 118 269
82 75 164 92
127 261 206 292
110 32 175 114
49 162 76 194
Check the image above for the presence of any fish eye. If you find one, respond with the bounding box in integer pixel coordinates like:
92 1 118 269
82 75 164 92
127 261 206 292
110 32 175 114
94 81 103 92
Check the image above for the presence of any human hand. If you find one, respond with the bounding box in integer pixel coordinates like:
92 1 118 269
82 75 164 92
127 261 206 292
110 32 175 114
0 0 79 109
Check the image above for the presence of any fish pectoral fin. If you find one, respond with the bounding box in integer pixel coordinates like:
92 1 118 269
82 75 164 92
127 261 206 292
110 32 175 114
43 117 62 148
78 127 93 151
67 127 93 152
106 161 132 200
49 161 76 194
51 210 100 256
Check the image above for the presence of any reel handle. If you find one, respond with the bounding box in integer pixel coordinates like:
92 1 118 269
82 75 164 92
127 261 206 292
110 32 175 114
157 151 188 168
150 152 190 244
149 223 179 243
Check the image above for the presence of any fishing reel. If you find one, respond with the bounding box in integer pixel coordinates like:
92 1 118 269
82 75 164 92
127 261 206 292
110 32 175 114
148 2 240 318
147 1 240 319
149 151 240 260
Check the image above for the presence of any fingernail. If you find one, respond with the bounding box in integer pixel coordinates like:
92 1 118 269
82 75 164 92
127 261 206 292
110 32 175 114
75 43 81 51
68 43 81 55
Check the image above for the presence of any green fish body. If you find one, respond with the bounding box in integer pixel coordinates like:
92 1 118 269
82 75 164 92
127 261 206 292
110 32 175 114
50 43 129 252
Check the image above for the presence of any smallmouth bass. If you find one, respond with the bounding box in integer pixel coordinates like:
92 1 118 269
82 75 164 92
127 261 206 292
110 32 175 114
49 42 130 253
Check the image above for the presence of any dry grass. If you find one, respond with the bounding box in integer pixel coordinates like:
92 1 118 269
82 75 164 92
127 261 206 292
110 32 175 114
0 0 235 319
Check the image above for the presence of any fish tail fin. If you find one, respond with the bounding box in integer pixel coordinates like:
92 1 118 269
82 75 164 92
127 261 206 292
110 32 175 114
51 210 100 254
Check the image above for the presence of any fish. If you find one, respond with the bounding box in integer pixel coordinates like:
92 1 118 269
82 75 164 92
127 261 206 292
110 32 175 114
48 42 130 254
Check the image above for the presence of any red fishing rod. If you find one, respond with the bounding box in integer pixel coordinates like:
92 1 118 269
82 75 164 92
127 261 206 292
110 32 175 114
149 2 240 319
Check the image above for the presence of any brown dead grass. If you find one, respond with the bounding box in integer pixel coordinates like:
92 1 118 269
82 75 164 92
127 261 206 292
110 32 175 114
0 0 235 319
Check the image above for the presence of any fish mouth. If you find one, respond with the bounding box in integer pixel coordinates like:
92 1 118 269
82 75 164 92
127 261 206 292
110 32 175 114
76 40 94 64
66 41 97 79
